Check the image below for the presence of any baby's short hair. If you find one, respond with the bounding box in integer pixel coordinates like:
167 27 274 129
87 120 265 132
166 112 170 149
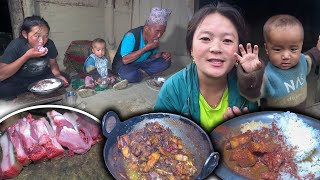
91 38 106 48
263 14 304 41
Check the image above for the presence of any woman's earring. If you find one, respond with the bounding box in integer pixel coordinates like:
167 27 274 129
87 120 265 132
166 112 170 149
190 53 195 63
192 56 196 63
235 60 239 67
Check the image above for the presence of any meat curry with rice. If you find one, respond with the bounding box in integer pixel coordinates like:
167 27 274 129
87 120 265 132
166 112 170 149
223 123 299 180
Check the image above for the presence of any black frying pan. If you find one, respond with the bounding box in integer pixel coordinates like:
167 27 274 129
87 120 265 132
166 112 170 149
102 111 220 180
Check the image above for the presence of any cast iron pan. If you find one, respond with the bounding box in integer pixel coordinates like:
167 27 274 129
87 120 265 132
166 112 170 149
102 111 220 180
210 111 320 180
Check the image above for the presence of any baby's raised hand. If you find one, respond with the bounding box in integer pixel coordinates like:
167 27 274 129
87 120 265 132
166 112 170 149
234 43 261 73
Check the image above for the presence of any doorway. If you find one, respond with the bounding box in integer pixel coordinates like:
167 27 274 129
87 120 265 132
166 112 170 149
0 0 12 55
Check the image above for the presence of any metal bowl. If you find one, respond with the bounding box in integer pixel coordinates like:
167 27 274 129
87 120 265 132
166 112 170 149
96 82 108 88
28 78 64 95
95 79 109 88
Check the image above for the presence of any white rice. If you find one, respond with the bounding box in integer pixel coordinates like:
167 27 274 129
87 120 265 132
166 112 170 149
274 112 320 179
240 120 270 133
296 148 320 178
279 149 320 179
31 80 61 91
274 112 320 162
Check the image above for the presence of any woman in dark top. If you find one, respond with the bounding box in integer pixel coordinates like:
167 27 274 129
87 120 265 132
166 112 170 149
0 15 69 100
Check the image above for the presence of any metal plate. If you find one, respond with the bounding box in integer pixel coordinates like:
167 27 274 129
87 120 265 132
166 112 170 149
210 111 320 180
28 78 64 95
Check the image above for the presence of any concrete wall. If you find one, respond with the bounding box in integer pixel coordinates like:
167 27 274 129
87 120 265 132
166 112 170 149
9 0 193 70
35 0 107 70
131 0 193 55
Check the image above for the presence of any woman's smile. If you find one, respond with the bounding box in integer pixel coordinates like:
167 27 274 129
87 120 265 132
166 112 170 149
207 58 224 67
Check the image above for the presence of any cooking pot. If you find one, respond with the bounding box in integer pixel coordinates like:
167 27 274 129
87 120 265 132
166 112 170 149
102 111 220 180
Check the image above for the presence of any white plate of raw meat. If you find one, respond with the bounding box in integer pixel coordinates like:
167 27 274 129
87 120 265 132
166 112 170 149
0 105 109 179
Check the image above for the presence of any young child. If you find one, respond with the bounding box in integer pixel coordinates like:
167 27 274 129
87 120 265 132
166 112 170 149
82 38 128 91
84 38 111 80
236 14 320 112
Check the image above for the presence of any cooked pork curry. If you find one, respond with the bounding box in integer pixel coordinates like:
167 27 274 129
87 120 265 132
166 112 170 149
223 127 297 180
117 122 197 180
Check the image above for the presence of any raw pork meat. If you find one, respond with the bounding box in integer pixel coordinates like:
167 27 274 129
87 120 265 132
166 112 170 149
18 116 47 162
47 110 92 155
7 123 31 166
0 133 22 179
63 112 102 145
31 117 65 159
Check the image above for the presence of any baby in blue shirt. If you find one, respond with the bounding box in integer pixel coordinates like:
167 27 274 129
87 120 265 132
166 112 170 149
236 14 320 113
84 38 111 81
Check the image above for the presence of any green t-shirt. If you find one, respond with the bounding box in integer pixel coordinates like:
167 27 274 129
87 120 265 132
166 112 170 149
199 88 228 133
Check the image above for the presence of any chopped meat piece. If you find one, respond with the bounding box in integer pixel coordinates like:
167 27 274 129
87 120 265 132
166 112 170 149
230 147 257 167
261 151 285 172
143 152 160 172
117 134 130 149
247 141 278 153
175 161 197 177
0 133 22 179
63 112 102 145
145 122 165 133
31 118 64 159
157 146 170 156
171 137 183 149
228 131 252 149
57 126 92 154
174 154 188 161
6 123 31 166
121 146 130 158
47 110 92 155
18 117 47 162
47 110 74 133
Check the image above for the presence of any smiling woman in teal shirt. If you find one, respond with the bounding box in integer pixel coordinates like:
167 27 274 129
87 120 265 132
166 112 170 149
154 2 259 133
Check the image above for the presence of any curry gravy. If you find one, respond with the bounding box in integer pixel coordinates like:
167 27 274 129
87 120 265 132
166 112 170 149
222 127 297 180
223 142 269 180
